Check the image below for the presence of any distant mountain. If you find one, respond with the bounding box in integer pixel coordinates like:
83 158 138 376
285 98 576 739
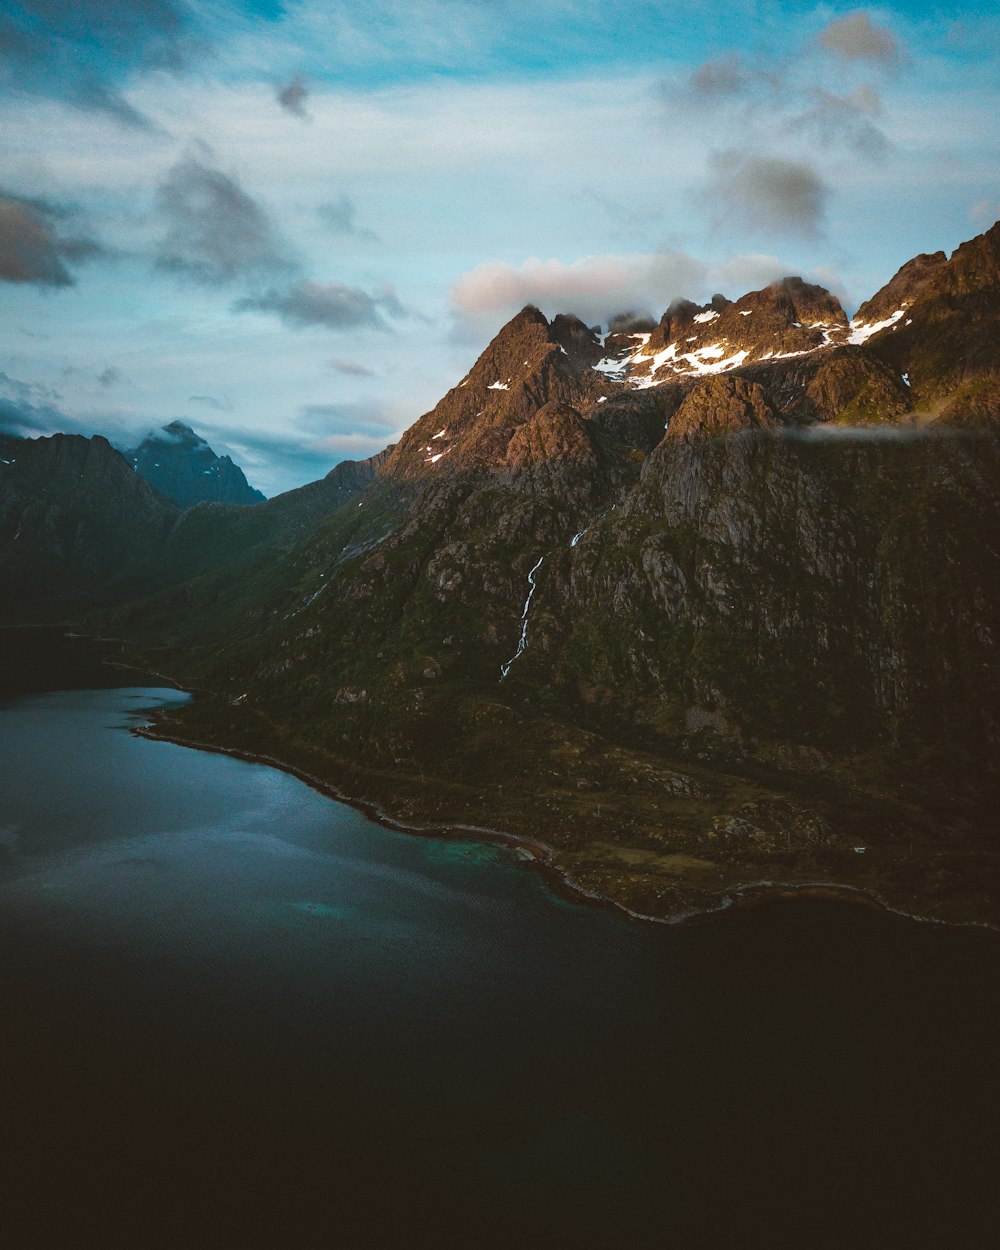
127 421 265 509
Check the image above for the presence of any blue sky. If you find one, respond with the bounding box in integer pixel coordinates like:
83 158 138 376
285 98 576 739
1 1 998 494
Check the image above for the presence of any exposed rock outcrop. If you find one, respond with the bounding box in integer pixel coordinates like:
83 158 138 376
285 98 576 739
385 307 614 477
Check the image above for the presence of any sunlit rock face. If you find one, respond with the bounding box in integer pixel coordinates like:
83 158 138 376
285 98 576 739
384 306 611 479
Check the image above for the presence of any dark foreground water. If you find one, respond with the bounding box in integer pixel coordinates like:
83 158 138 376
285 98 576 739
1 681 998 1248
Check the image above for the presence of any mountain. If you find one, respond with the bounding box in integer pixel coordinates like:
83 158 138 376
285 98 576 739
4 221 999 925
100 220 998 929
862 219 1000 423
0 434 391 623
127 420 266 508
595 220 1000 430
606 278 851 386
384 306 610 478
0 433 178 618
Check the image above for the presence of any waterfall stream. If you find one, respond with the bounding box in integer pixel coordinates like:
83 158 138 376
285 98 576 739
498 508 616 680
499 554 546 679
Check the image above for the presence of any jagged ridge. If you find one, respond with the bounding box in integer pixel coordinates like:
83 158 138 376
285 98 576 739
128 420 266 509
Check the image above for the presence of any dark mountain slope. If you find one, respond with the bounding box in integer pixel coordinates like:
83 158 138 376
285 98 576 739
94 446 400 661
0 434 178 621
0 436 392 625
160 416 1000 924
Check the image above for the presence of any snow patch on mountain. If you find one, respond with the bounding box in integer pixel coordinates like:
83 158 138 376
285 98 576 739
848 308 906 345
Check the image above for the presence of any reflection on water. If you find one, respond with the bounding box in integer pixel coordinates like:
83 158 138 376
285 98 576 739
1 685 998 1248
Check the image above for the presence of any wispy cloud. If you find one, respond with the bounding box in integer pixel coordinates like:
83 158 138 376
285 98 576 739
0 0 204 125
277 74 309 119
188 393 233 411
74 80 159 131
235 279 409 331
688 54 779 101
711 252 790 294
675 28 894 163
299 402 401 437
817 11 901 65
328 358 376 377
317 195 379 242
214 403 400 490
0 370 74 437
705 153 828 238
791 83 887 156
450 251 707 330
154 149 294 285
0 191 103 287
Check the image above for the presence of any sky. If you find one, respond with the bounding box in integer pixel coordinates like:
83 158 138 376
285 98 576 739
1 1 998 496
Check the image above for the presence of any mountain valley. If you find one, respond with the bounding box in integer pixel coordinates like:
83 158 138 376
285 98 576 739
3 222 999 926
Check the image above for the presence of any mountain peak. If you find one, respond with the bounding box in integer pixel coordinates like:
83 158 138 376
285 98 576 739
616 277 849 387
383 305 611 477
157 420 206 446
129 422 265 509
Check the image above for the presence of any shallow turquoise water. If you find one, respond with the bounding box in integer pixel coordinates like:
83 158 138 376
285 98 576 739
1 686 998 1247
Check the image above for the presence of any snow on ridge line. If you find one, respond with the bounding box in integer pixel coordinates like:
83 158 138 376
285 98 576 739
693 310 718 324
847 308 906 346
628 346 752 388
626 337 754 386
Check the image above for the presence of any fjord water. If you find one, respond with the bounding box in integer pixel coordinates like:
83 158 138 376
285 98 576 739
1 681 998 1247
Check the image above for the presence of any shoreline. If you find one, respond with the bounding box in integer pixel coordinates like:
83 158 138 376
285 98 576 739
133 718 1000 938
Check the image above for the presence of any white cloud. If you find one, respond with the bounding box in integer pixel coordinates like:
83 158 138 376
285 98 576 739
450 247 855 328
969 199 1000 227
710 253 788 293
450 251 707 328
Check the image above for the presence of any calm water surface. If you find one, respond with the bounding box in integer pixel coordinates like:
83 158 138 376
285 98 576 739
1 683 998 1248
